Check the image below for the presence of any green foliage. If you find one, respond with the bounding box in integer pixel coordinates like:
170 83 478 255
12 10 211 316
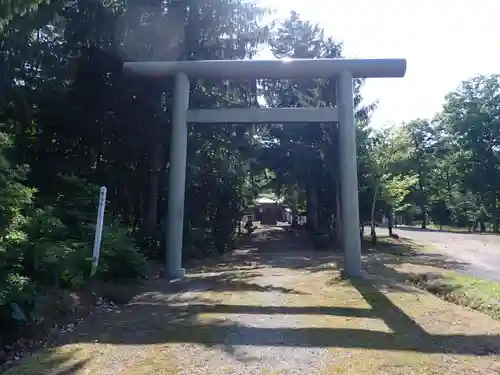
363 74 500 234
0 274 36 326
97 220 149 280
382 174 418 214
0 131 147 333
0 0 49 31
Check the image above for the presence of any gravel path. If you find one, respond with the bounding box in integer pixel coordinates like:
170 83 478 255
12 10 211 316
395 226 500 281
164 228 333 374
6 226 500 375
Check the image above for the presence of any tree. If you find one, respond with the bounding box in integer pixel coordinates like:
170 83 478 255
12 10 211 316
391 119 436 228
364 74 500 234
0 0 276 334
441 74 500 231
260 11 375 245
363 127 416 242
0 0 52 31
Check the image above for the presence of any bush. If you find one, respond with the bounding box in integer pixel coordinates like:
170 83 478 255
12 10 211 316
0 132 148 336
0 273 37 333
97 220 149 280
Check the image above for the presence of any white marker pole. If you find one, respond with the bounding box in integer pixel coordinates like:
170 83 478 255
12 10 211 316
91 186 107 276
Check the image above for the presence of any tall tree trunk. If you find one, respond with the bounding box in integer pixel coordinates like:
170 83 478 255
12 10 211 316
359 220 364 242
492 193 499 232
145 141 162 235
418 175 428 229
421 211 428 229
419 198 428 229
306 183 318 233
387 205 393 237
370 185 378 245
335 181 342 245
145 93 164 235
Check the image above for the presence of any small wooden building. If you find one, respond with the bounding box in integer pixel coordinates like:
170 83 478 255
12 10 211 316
254 196 283 225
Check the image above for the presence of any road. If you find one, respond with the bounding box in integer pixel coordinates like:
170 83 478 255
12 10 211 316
395 226 500 282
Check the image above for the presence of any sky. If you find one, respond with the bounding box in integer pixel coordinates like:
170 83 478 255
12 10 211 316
258 0 500 127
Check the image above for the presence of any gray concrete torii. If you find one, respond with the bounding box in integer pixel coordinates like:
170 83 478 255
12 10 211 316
123 58 407 280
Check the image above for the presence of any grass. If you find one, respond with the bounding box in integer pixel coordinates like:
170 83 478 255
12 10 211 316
426 224 471 232
365 235 500 320
415 223 498 233
410 272 500 319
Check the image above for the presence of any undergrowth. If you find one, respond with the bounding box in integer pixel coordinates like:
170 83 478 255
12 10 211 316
0 132 148 341
408 272 500 320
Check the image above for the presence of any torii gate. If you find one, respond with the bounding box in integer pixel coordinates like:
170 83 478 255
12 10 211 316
123 58 407 280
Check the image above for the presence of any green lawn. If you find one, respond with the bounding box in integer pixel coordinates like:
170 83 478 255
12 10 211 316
364 235 500 320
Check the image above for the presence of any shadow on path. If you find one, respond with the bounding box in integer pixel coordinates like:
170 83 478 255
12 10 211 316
44 226 500 359
59 281 499 356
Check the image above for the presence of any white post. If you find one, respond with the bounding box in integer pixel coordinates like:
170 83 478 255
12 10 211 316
165 72 189 280
338 70 362 277
91 186 107 276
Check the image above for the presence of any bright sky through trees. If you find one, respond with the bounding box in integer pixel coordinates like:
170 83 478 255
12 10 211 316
259 0 500 126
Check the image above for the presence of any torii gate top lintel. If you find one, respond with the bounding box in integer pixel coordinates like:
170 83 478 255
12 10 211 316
123 58 407 79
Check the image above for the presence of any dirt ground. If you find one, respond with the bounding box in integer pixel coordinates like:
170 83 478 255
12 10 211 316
394 226 500 282
6 227 500 375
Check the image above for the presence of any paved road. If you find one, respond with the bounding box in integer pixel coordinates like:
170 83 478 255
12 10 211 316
394 226 500 282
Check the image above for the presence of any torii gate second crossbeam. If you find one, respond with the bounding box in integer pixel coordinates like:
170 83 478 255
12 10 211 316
122 58 407 280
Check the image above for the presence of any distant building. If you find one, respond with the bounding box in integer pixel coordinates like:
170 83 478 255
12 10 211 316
254 196 284 225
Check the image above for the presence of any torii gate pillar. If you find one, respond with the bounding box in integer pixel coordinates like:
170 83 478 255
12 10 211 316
338 70 361 277
123 58 407 280
165 72 189 280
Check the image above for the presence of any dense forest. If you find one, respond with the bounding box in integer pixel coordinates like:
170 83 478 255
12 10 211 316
1 0 500 341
